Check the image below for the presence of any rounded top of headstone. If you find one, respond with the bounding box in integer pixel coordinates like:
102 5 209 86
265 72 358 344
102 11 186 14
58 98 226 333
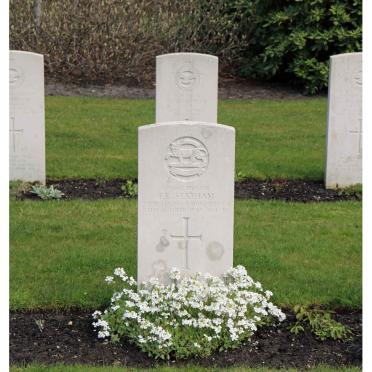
9 50 44 58
10 50 44 60
156 52 218 61
330 52 362 60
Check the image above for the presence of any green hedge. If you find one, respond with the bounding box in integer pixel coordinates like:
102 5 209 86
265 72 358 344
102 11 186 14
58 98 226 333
237 0 362 94
10 0 362 93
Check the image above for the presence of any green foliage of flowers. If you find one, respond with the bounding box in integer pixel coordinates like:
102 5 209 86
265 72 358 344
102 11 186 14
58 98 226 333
93 266 285 359
236 0 362 94
30 184 64 200
290 305 352 341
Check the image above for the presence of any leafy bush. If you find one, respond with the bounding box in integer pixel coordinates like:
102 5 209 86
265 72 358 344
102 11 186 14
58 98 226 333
93 266 285 359
290 305 352 340
31 184 64 200
236 0 362 94
121 180 138 198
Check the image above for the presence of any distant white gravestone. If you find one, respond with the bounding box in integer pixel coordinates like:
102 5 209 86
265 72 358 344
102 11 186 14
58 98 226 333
138 121 235 284
9 51 45 184
156 53 218 123
325 52 362 189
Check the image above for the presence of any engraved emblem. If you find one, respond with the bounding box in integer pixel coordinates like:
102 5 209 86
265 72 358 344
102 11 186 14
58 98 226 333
206 241 224 261
165 137 209 181
176 63 199 89
9 67 23 87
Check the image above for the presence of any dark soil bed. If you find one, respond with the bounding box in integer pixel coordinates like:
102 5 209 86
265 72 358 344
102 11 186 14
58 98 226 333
46 76 315 100
10 309 361 368
17 178 361 202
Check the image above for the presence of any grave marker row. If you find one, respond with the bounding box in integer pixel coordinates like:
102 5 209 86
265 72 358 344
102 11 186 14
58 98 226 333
325 52 362 189
9 51 45 184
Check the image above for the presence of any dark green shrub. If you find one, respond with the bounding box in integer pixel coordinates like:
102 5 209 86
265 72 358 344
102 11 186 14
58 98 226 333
237 0 362 94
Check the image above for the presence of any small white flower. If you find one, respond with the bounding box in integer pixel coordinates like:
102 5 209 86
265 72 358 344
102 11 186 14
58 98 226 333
128 277 137 286
265 290 273 299
169 267 181 281
204 334 212 342
114 267 127 281
254 281 262 290
123 311 138 319
98 330 110 338
92 310 102 319
105 276 114 284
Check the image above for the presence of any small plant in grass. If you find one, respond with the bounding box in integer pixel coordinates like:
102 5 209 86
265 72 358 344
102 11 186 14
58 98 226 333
30 184 64 200
121 180 138 198
236 171 247 182
93 266 285 359
290 305 352 341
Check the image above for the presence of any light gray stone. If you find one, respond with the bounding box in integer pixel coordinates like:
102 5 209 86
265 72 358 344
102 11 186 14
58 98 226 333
138 121 235 284
156 53 218 123
9 51 45 183
325 52 362 189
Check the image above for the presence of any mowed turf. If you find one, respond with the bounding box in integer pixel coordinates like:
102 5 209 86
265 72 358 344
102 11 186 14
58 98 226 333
10 199 361 310
45 97 327 180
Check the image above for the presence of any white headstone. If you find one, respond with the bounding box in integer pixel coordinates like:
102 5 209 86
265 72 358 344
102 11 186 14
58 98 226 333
156 53 218 123
138 121 235 284
325 52 362 189
9 51 45 184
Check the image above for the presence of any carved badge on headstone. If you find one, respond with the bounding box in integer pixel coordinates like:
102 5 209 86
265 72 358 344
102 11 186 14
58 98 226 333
164 137 209 181
176 63 199 90
9 67 23 88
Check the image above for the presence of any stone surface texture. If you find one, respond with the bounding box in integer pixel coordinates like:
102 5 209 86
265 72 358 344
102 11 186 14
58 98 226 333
9 50 45 183
138 121 235 284
156 53 218 123
325 52 362 189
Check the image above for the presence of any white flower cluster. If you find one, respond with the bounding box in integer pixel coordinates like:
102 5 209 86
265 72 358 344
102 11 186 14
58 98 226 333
93 265 286 359
92 318 110 339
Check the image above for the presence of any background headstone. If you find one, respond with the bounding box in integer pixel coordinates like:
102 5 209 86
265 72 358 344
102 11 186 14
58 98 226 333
156 53 218 123
9 50 45 184
325 52 362 189
138 121 235 284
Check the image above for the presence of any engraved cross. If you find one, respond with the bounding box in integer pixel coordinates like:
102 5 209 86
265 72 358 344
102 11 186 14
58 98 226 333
9 117 23 153
349 118 362 156
170 217 202 270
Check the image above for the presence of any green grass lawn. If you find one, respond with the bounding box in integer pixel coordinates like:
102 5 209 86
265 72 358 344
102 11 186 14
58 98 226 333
10 198 361 310
10 97 361 369
10 364 362 372
45 97 327 180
